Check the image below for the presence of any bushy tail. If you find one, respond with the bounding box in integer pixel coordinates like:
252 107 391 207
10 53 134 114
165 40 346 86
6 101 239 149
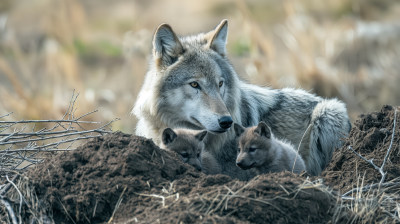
307 99 351 175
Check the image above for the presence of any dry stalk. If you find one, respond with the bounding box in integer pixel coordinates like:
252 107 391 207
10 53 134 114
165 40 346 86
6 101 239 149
292 123 312 173
0 197 18 224
107 186 127 224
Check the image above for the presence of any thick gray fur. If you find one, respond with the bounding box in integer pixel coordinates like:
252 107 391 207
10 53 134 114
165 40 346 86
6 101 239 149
234 122 306 174
133 20 351 180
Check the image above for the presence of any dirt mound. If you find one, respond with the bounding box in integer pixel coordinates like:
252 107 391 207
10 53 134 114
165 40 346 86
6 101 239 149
27 132 201 223
23 132 343 223
323 105 400 194
132 172 341 224
7 105 399 223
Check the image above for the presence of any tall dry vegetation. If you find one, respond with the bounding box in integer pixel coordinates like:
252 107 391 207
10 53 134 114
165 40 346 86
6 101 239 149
1 0 400 132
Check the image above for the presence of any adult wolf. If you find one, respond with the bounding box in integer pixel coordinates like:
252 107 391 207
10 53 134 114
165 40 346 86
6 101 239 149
132 20 350 179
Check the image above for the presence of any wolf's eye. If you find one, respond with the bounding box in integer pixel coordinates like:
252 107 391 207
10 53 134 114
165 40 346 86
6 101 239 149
248 147 257 153
189 82 200 89
219 81 223 87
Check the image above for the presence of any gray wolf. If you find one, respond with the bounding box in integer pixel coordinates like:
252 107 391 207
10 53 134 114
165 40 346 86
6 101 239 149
234 122 306 174
160 128 207 171
132 20 350 179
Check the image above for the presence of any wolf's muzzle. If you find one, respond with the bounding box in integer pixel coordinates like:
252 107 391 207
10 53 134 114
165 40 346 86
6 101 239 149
218 116 233 129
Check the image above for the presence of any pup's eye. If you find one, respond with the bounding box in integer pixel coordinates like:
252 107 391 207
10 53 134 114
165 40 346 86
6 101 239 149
189 82 199 89
180 152 189 158
248 147 257 153
219 81 223 87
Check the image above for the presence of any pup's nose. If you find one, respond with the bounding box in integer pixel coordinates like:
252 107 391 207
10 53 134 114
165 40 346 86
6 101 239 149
218 116 233 129
236 161 243 168
194 164 202 171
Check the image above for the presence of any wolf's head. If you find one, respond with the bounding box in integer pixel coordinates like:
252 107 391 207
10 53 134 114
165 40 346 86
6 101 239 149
134 20 240 134
161 128 207 171
234 122 275 170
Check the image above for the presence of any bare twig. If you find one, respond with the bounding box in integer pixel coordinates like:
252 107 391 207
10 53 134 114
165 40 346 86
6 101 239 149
6 175 23 222
347 145 380 171
57 197 76 224
380 108 398 184
0 175 18 196
0 197 18 224
0 112 13 119
0 119 99 125
0 127 110 145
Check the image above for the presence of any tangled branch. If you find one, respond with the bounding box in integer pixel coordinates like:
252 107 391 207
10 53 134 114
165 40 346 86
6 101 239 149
0 92 115 175
343 108 399 198
0 91 116 223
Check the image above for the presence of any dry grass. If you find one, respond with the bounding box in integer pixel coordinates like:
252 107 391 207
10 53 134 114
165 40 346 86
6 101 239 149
338 176 400 223
1 0 400 132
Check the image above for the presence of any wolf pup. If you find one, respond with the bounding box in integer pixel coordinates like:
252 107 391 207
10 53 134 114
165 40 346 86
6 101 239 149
234 122 306 174
133 20 350 179
160 128 207 171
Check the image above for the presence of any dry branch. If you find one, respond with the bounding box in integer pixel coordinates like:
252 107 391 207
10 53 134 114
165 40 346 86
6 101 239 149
0 91 114 174
345 108 398 189
0 92 116 223
341 108 400 222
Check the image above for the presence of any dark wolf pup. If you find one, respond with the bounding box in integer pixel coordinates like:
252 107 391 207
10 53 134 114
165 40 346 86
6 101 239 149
234 122 306 174
160 128 207 171
133 20 350 179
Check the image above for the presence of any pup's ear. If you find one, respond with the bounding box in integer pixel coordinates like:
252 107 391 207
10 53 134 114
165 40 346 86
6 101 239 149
162 128 177 145
234 123 245 137
254 121 271 139
153 24 184 68
207 19 228 56
195 130 208 142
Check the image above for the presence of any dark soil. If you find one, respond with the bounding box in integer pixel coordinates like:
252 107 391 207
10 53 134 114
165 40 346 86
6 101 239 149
323 105 400 193
25 133 342 224
7 105 400 223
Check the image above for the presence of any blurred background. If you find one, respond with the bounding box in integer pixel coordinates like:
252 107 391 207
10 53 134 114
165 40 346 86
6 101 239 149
0 0 399 133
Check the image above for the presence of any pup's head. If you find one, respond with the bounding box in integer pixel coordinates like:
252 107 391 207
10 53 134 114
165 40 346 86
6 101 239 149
161 128 208 171
151 20 239 133
234 122 273 170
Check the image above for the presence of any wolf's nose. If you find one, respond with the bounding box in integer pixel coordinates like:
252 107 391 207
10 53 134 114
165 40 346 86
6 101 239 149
236 161 243 168
218 116 233 129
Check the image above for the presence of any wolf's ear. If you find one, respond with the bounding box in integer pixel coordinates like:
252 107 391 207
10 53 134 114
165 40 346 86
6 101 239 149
234 123 245 137
254 121 271 139
207 19 228 56
195 130 208 142
153 24 184 68
162 128 177 145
